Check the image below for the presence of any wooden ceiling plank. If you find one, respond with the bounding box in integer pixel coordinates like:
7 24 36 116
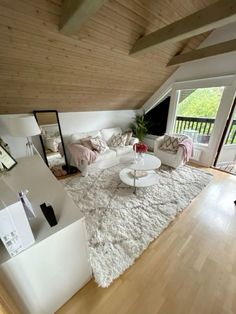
0 0 214 114
167 39 236 66
1 0 60 23
0 49 167 80
0 36 170 77
89 5 142 36
130 0 236 56
0 77 156 93
0 8 180 65
104 1 155 31
59 0 107 35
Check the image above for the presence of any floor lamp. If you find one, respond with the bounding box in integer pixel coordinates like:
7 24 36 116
8 115 41 156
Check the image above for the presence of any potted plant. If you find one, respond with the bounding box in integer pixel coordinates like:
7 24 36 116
131 113 149 142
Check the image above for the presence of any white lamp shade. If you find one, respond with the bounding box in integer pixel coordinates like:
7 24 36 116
8 115 41 137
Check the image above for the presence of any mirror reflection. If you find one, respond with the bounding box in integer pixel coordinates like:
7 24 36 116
34 111 66 171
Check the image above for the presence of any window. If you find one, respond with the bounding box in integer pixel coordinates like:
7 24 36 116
225 110 236 145
174 87 224 145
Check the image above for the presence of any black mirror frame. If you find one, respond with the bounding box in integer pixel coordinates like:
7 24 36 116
33 110 69 171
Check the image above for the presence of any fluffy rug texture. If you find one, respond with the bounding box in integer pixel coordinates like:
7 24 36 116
62 164 212 287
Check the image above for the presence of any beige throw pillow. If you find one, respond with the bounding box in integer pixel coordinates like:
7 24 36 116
109 133 127 147
124 131 133 146
160 134 183 152
90 136 109 153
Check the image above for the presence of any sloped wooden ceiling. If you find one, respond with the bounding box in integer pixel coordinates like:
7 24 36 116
0 0 217 114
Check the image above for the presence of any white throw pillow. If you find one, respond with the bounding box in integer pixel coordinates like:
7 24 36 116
124 131 133 146
70 131 101 143
90 136 109 153
101 127 122 143
45 138 58 152
109 133 127 147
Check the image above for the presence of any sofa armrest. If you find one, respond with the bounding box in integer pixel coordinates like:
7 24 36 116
129 137 139 145
176 146 184 158
154 136 164 154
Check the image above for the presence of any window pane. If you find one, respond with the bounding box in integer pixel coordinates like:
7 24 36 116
174 87 224 145
216 105 236 174
225 107 236 145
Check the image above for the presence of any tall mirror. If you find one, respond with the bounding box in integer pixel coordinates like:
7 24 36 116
34 110 68 174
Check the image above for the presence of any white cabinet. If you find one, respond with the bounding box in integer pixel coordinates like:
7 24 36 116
0 156 92 314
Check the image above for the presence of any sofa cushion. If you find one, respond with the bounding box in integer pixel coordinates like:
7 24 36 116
96 149 116 162
101 127 122 143
110 145 133 156
70 130 101 143
156 148 176 161
129 137 139 145
155 148 184 168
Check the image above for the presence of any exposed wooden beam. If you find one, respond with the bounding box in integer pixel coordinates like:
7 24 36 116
130 0 236 56
167 39 236 66
59 0 107 35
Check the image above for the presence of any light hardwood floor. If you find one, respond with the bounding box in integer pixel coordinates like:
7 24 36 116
57 168 236 314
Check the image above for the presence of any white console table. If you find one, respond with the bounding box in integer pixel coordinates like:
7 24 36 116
0 156 92 314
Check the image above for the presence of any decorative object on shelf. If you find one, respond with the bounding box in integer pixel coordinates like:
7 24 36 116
8 115 41 156
18 190 36 219
0 181 35 257
0 144 17 171
0 137 10 153
130 113 149 142
40 203 58 227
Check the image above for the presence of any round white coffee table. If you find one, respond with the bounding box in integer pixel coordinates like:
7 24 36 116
119 154 161 194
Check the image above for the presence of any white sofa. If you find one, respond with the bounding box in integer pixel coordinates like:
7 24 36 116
69 127 138 174
154 134 191 169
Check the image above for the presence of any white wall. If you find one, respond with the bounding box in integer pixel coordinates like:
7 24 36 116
0 110 136 159
59 110 135 136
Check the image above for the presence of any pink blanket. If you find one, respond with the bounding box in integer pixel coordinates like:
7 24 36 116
68 143 98 168
178 138 193 163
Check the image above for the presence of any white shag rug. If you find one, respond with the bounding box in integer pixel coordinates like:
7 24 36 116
62 164 212 288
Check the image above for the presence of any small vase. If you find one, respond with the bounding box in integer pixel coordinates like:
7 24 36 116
135 152 143 161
